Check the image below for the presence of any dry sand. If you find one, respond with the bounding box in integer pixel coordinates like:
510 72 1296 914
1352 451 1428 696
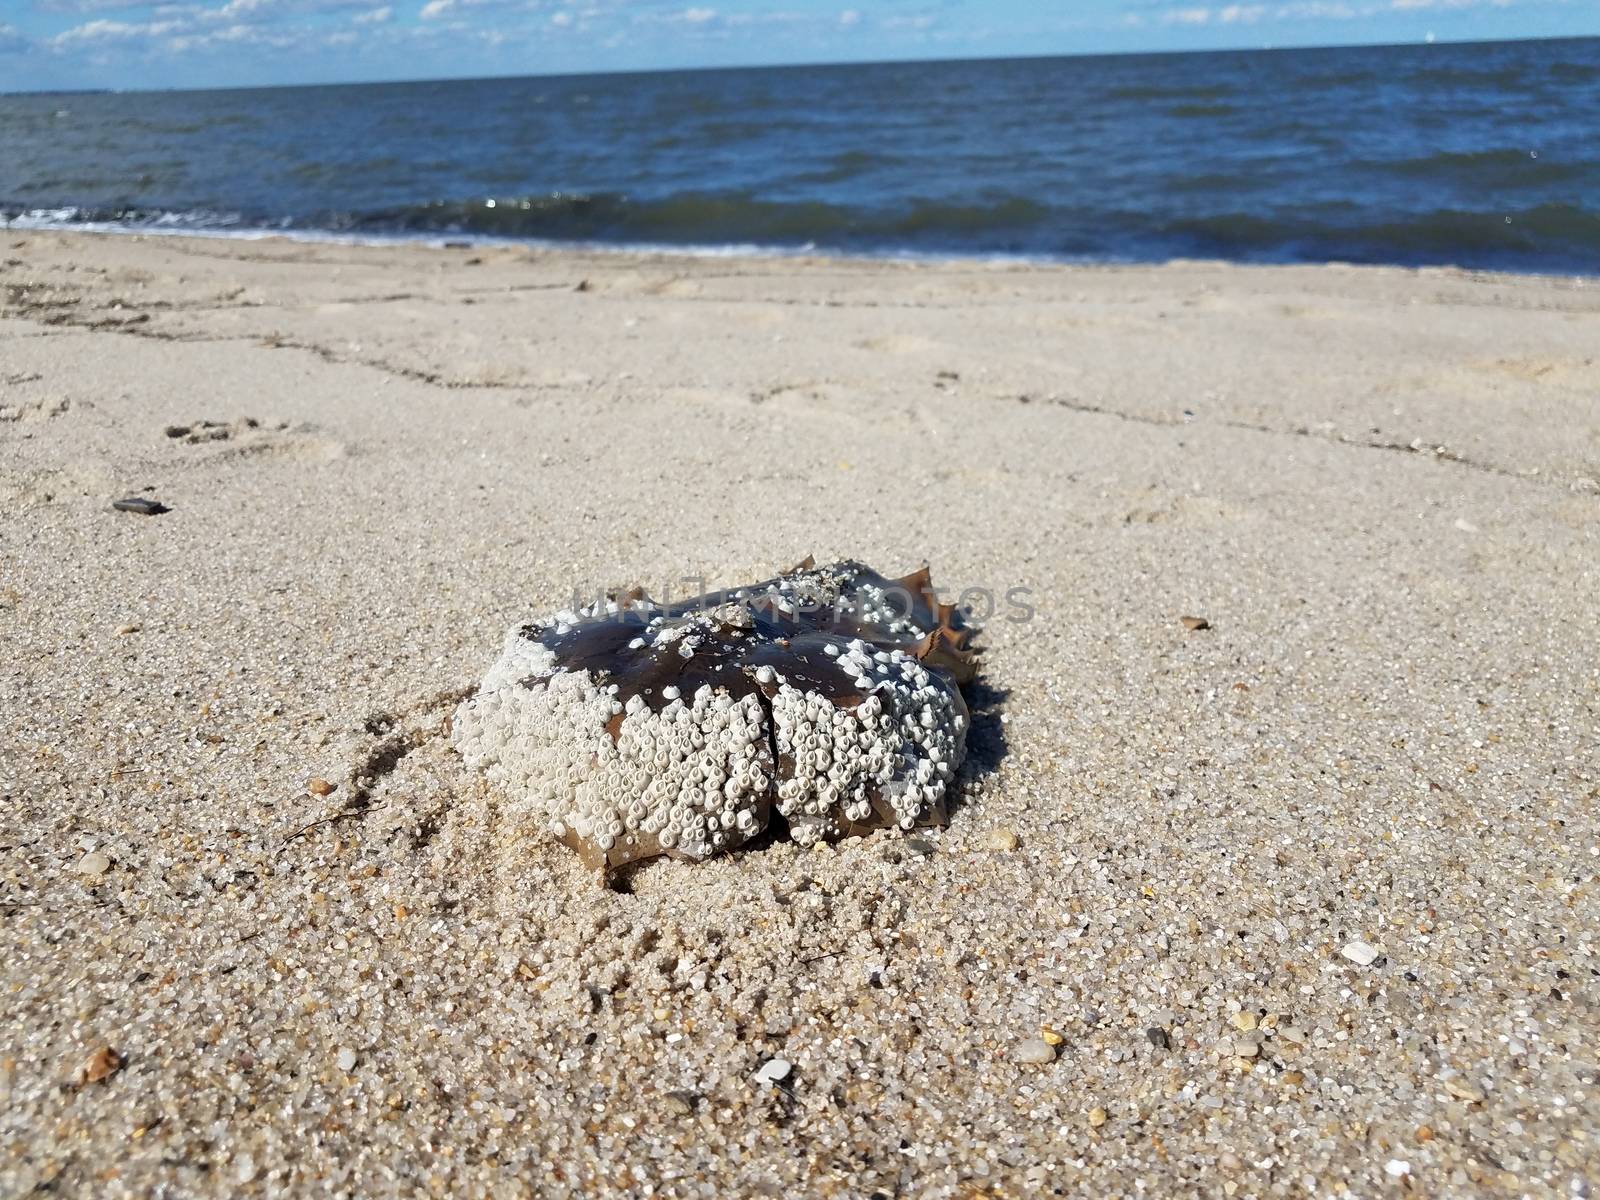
2 230 1598 1197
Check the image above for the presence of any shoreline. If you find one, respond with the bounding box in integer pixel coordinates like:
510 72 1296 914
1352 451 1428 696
3 229 1597 1196
4 217 1598 283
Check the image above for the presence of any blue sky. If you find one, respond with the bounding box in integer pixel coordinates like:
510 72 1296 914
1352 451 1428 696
0 0 1592 92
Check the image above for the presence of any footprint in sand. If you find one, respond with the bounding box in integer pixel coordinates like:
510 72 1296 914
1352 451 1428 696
0 392 69 423
853 333 943 355
752 380 944 438
0 460 117 509
752 380 862 415
165 417 347 463
1121 489 1250 527
281 687 474 860
571 272 701 298
1476 356 1597 388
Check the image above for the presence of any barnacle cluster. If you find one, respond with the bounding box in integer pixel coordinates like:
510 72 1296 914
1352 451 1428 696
451 560 979 872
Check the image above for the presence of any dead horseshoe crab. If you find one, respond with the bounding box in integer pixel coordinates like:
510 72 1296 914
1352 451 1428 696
451 559 980 876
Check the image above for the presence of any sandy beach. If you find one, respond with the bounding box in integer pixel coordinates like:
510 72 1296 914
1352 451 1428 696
2 230 1597 1196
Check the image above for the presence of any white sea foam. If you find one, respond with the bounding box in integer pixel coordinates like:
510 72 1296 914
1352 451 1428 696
0 207 1105 267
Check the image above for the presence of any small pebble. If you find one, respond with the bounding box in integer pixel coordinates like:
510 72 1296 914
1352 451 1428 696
982 827 1019 851
1014 1037 1055 1065
75 850 111 876
1180 615 1211 631
112 496 169 515
1087 1106 1107 1127
1341 940 1380 966
335 1047 358 1072
753 1057 791 1086
1230 1011 1257 1031
78 1046 123 1084
1385 1160 1411 1179
307 777 336 796
115 623 139 636
664 1091 695 1115
1146 1027 1171 1050
1444 1077 1484 1102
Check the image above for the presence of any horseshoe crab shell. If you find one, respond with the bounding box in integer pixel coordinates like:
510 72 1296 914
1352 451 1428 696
451 560 979 872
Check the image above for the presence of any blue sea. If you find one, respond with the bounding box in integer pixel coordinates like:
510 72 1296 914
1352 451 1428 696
2 36 1597 273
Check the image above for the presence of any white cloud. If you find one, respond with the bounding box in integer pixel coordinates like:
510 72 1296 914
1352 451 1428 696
37 0 158 13
47 0 394 52
0 21 31 51
171 20 287 45
51 17 184 44
42 0 375 12
723 9 804 26
1146 0 1534 25
210 0 280 20
627 5 727 28
415 0 603 22
838 8 859 26
1277 1 1358 15
417 0 525 21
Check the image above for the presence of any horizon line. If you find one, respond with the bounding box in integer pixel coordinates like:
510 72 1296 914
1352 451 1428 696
5 30 1594 98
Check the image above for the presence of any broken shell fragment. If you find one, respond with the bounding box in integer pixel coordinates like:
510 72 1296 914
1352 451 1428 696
451 559 980 870
78 1045 124 1085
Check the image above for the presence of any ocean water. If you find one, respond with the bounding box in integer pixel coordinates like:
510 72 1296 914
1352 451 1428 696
2 36 1597 272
